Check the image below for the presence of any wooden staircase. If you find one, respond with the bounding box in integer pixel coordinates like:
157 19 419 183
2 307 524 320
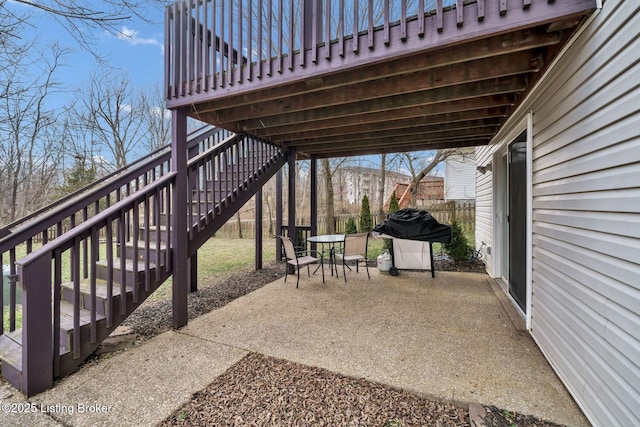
0 130 285 396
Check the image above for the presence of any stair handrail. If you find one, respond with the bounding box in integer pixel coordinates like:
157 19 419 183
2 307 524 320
4 131 286 396
14 171 177 396
0 145 167 240
0 124 224 243
0 124 230 336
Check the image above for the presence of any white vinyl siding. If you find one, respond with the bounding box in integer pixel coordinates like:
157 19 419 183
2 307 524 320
476 0 640 425
444 150 476 201
474 149 493 276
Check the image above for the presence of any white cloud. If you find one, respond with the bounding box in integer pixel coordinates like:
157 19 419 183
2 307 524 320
151 106 171 120
118 26 163 51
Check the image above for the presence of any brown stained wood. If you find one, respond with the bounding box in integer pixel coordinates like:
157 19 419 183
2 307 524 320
214 51 538 123
246 98 512 134
166 0 597 159
292 127 498 149
277 118 503 144
225 77 525 130
308 139 491 159
189 29 559 113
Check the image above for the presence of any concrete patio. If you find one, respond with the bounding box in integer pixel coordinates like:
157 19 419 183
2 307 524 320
0 269 589 426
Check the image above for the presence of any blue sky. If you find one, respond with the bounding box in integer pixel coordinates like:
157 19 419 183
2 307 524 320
9 1 442 175
19 2 168 110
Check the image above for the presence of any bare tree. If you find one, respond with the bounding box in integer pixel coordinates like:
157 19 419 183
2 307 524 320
139 82 171 153
76 71 146 171
378 153 387 218
401 149 470 207
0 43 67 224
320 157 348 234
2 0 169 59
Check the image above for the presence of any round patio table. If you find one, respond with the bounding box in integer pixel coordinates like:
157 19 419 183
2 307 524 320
307 234 345 278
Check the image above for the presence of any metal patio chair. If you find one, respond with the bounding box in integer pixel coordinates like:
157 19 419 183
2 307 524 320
280 235 324 288
336 232 370 282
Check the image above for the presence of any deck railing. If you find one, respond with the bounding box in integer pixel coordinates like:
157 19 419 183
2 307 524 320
0 125 231 336
165 0 460 102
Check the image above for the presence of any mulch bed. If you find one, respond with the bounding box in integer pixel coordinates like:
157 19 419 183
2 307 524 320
161 352 468 427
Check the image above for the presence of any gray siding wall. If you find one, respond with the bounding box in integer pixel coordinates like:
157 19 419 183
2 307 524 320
476 1 640 425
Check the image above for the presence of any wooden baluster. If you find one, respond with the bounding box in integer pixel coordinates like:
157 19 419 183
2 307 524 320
106 218 114 328
53 249 62 376
367 0 374 48
72 237 81 359
90 229 98 343
352 0 359 53
132 202 140 304
401 0 407 40
418 0 425 36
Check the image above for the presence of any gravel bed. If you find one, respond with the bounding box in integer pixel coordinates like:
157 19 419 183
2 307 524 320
119 262 283 341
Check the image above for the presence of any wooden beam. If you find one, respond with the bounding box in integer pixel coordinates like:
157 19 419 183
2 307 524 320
236 77 525 130
215 52 538 124
245 97 512 134
277 118 502 144
189 29 558 115
290 127 498 151
305 139 491 159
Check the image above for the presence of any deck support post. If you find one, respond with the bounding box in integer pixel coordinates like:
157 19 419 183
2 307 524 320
310 155 318 252
171 108 188 328
19 254 53 396
189 253 198 293
287 147 297 245
255 188 263 270
275 167 283 261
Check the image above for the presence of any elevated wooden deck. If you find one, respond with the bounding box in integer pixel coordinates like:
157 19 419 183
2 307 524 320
166 0 597 158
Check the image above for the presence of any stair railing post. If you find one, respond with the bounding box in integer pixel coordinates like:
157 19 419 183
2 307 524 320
171 108 189 328
17 252 53 396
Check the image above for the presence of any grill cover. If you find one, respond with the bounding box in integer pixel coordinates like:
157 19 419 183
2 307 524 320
373 208 452 243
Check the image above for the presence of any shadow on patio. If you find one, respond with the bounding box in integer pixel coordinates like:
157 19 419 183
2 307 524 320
12 269 588 426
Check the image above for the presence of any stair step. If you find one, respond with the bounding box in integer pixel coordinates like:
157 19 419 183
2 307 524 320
95 258 158 285
60 278 134 316
58 301 106 352
0 330 22 372
140 225 170 242
123 240 168 265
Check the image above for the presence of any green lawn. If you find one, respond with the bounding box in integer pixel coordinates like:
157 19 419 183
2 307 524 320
2 236 279 328
147 236 278 301
2 232 476 330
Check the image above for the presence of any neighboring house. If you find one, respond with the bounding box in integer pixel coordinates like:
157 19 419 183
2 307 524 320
339 165 410 206
475 2 639 426
384 177 444 210
444 148 476 201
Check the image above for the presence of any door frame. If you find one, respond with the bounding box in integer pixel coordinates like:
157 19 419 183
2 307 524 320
492 113 533 330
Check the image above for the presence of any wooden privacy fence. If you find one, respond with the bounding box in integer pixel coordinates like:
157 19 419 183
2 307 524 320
425 201 475 233
215 201 475 238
